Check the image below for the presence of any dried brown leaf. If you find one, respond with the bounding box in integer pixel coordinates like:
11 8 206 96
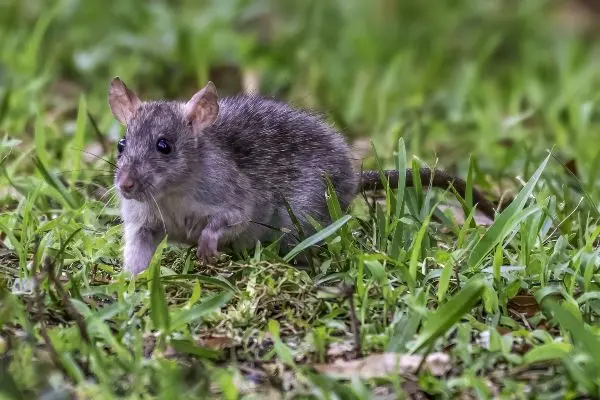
313 352 451 379
508 292 540 318
195 334 234 350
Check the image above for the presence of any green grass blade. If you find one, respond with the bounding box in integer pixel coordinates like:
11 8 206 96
267 319 296 367
33 155 78 209
71 95 88 183
150 237 170 333
161 274 236 293
523 342 572 365
465 155 474 210
283 215 352 262
411 158 423 211
437 258 453 303
171 291 233 330
467 152 550 270
409 211 432 285
325 174 351 245
0 88 11 124
544 300 600 369
492 242 502 284
169 339 220 360
410 278 486 354
386 312 421 352
34 114 49 168
0 365 24 400
395 138 407 219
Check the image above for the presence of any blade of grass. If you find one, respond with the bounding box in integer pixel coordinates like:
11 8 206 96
437 258 453 303
161 274 236 293
169 339 220 360
71 95 88 183
523 342 572 365
543 299 600 368
411 158 423 211
171 291 233 330
34 114 49 168
325 174 351 246
395 138 407 219
267 319 296 367
409 278 486 354
0 88 11 124
465 155 474 210
409 209 434 285
33 156 79 209
150 237 170 334
283 215 352 262
467 152 550 270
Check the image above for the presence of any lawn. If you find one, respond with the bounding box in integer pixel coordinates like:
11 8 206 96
2 0 600 398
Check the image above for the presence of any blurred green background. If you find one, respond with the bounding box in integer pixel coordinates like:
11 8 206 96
2 0 600 191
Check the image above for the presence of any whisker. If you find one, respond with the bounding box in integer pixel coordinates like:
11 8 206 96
95 192 118 225
67 146 117 168
149 192 168 235
71 175 117 183
58 169 116 175
86 111 110 155
100 185 117 201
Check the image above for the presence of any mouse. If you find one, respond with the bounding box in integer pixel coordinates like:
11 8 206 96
108 78 497 275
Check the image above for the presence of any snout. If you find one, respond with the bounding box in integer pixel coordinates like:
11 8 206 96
119 177 134 192
116 172 139 199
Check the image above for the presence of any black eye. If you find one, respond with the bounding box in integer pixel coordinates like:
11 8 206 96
117 138 126 153
156 138 171 154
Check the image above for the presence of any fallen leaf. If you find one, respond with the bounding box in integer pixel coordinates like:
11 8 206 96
508 292 540 318
496 326 511 335
195 334 234 350
313 352 451 379
327 340 355 359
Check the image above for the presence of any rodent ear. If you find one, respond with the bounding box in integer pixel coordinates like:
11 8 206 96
109 77 141 125
184 81 219 132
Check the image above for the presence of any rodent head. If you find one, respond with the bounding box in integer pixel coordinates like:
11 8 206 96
108 78 219 201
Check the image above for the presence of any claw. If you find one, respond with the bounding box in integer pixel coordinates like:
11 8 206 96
197 228 220 264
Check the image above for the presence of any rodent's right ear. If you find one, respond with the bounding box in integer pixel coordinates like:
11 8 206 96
109 77 141 125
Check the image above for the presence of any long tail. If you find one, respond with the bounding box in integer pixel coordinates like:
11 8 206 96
358 168 497 219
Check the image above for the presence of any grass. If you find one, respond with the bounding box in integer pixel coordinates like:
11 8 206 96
2 0 600 398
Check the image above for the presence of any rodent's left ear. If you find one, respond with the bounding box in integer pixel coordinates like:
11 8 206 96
184 81 219 133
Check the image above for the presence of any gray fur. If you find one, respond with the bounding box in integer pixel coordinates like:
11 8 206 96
115 94 358 275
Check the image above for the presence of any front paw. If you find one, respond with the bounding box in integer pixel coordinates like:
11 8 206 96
197 229 220 263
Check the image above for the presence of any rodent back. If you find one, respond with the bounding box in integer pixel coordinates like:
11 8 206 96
205 95 359 209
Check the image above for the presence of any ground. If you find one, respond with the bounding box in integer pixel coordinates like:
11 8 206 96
1 0 600 399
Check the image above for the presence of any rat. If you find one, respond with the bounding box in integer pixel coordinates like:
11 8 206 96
108 78 497 275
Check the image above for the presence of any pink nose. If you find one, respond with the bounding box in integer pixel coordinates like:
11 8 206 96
119 178 135 192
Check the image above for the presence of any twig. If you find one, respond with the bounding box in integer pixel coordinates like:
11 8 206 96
45 257 91 344
342 283 362 358
414 343 434 375
509 308 533 331
31 250 65 375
